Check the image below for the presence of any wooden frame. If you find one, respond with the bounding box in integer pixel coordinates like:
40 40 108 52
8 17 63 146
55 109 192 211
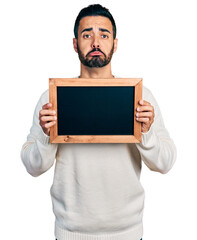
49 78 142 143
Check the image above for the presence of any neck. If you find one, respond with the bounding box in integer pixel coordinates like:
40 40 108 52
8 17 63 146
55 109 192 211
79 63 114 79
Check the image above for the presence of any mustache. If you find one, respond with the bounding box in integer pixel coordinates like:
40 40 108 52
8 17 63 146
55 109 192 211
86 48 106 57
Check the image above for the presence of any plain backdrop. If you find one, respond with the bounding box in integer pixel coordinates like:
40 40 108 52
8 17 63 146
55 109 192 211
0 0 196 239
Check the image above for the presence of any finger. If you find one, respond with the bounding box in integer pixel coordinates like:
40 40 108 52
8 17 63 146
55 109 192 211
138 100 151 106
136 117 149 123
137 105 153 112
39 109 56 117
42 103 52 110
136 112 153 118
40 116 57 122
43 121 56 129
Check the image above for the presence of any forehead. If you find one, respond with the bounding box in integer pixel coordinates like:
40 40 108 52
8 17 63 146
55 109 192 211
78 16 113 32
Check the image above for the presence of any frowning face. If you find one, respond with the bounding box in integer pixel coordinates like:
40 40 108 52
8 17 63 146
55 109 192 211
73 16 117 68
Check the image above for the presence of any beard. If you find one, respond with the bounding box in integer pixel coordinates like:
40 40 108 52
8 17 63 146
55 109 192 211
77 43 114 68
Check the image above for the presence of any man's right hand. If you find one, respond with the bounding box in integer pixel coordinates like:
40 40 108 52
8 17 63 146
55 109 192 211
39 103 57 136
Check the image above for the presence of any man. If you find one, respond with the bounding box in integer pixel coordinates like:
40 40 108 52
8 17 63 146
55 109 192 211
21 4 176 240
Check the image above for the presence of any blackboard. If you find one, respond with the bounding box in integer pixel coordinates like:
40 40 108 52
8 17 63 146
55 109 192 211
57 86 134 135
49 78 142 143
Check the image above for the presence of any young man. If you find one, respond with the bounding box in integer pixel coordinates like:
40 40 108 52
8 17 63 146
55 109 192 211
21 4 176 240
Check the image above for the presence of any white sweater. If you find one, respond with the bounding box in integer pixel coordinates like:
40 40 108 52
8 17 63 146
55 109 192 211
21 84 176 240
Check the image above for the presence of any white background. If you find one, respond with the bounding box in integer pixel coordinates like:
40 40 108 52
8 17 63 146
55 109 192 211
0 0 196 239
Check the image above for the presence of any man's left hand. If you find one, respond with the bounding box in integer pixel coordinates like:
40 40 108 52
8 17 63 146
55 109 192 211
136 100 155 133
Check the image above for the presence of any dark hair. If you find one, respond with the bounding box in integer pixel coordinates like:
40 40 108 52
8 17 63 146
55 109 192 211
74 4 116 39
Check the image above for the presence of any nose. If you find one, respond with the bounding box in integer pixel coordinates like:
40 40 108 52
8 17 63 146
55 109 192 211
91 36 100 49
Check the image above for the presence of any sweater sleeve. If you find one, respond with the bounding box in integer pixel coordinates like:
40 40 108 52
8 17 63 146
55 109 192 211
136 87 177 174
20 91 58 177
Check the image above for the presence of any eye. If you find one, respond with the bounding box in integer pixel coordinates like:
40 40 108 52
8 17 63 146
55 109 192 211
83 34 91 39
101 34 109 39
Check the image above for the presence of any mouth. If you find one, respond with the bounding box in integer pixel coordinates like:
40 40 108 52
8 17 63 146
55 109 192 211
87 49 104 57
89 51 103 56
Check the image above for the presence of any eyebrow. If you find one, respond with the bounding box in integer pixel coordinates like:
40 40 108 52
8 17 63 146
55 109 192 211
81 28 111 34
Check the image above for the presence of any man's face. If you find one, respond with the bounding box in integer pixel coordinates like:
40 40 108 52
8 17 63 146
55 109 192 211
73 16 117 68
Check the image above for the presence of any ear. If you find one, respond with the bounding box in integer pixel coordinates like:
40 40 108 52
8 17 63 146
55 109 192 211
73 38 78 53
113 38 118 53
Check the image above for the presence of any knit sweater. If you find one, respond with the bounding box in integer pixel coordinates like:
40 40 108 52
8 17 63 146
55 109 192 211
21 82 176 240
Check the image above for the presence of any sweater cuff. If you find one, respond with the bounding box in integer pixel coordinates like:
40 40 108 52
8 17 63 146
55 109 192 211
140 126 156 148
37 129 50 145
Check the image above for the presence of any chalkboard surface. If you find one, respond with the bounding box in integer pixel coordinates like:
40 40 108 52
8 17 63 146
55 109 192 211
57 86 134 135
